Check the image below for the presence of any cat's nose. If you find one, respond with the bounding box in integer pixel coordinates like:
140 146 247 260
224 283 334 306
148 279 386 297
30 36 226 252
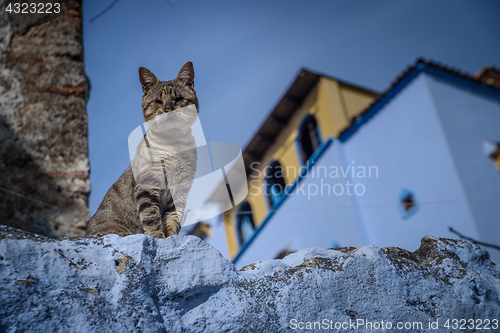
164 103 172 112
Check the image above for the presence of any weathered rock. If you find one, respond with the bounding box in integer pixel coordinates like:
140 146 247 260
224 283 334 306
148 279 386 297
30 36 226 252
1 225 499 332
0 0 90 237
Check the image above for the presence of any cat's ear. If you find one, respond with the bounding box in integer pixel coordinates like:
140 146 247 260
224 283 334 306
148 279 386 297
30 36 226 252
176 61 195 88
139 67 159 94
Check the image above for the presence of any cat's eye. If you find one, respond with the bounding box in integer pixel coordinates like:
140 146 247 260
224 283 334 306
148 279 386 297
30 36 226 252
174 97 185 104
155 99 163 105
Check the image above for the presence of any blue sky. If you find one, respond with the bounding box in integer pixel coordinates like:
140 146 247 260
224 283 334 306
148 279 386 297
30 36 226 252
83 0 500 217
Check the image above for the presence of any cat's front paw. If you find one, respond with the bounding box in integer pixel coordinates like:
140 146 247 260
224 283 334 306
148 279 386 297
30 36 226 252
165 223 180 237
144 229 167 239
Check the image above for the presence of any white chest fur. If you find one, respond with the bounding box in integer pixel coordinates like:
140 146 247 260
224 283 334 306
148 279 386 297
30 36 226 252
131 105 198 220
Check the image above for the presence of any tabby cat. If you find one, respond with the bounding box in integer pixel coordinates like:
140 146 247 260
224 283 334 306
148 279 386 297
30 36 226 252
86 62 198 238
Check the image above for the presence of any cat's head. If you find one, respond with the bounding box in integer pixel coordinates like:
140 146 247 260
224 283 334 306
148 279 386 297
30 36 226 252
139 62 199 122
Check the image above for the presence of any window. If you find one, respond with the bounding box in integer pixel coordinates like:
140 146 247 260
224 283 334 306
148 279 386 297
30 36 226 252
236 201 254 245
399 189 419 219
402 194 415 211
483 141 500 171
265 160 286 207
274 249 295 260
274 242 295 259
330 241 341 249
298 114 322 165
187 222 211 240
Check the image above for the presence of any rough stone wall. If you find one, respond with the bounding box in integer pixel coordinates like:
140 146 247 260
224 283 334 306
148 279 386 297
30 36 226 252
0 0 90 237
0 227 499 332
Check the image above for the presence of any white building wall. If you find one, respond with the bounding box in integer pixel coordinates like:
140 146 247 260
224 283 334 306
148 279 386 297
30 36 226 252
343 73 478 253
425 73 500 263
235 142 367 269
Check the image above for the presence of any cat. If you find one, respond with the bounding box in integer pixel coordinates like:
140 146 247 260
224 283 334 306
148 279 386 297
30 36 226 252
86 62 199 238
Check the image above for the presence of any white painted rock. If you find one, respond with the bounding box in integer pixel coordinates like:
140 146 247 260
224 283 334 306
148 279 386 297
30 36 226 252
1 225 499 332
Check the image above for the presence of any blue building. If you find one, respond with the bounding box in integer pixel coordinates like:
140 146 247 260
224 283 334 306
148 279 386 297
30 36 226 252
207 60 500 268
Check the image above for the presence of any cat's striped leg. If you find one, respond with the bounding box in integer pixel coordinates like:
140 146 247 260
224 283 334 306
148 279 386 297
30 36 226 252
163 204 181 236
134 187 166 238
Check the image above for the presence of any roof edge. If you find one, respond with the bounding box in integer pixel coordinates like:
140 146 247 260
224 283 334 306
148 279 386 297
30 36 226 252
338 58 500 142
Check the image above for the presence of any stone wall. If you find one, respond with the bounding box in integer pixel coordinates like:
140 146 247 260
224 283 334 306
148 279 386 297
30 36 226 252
0 0 90 237
0 226 499 332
